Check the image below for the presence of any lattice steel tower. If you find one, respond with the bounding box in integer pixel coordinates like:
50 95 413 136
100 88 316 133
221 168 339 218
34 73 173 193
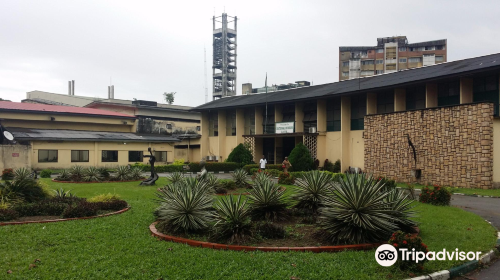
213 13 237 99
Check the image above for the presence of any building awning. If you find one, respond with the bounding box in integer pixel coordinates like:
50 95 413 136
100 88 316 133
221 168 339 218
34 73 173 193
7 127 180 143
242 132 317 138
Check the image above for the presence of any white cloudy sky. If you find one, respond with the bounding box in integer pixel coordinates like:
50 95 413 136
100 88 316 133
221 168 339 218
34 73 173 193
1 0 499 106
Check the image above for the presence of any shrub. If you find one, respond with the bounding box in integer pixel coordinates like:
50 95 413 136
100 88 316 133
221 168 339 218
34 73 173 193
188 162 241 173
419 185 451 206
129 167 143 180
87 193 121 203
14 201 68 217
377 176 397 191
292 170 331 213
0 179 49 203
278 172 295 185
173 158 185 165
266 169 282 177
0 208 19 221
94 200 128 211
248 179 288 221
243 164 283 173
40 169 52 178
215 187 228 194
289 171 306 179
323 160 335 172
318 173 417 244
218 179 237 190
98 167 110 180
333 160 341 173
231 169 248 187
70 166 85 182
167 172 184 185
389 231 429 271
288 143 314 172
226 143 254 165
62 201 99 218
200 173 219 191
155 183 213 232
83 166 101 182
211 195 252 244
252 170 273 187
255 222 286 239
13 168 33 182
56 169 71 181
52 188 74 199
2 168 14 180
114 166 130 181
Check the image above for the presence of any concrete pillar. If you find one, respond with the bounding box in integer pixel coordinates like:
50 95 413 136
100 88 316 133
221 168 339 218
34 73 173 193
200 112 210 160
395 88 406 112
275 104 283 124
317 98 327 133
426 83 438 108
236 108 245 144
367 92 377 115
254 138 263 162
460 77 473 104
295 102 304 133
217 110 226 161
340 95 351 170
255 107 263 134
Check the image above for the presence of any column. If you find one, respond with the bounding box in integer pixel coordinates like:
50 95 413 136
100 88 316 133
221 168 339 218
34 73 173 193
394 88 406 111
367 92 377 115
426 83 438 108
460 77 473 104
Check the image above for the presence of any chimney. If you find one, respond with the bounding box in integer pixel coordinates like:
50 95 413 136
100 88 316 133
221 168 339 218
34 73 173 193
71 80 75 95
68 81 72 95
108 86 111 99
111 85 114 99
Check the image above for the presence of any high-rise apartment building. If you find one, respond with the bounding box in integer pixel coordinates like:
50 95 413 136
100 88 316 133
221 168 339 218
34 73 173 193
339 36 447 80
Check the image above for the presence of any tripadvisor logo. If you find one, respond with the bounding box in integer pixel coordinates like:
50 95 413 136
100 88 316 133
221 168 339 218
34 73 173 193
375 244 482 267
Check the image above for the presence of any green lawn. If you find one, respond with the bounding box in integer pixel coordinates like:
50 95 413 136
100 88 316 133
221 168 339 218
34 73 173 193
398 183 500 197
1 179 497 280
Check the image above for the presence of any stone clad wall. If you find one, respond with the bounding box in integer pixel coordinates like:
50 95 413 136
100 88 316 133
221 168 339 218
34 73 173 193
364 103 494 189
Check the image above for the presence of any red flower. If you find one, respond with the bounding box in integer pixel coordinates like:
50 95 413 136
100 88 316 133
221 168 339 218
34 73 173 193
403 240 407 245
393 243 398 247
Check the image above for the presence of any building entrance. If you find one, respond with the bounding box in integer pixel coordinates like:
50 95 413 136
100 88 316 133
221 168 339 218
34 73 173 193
263 138 275 164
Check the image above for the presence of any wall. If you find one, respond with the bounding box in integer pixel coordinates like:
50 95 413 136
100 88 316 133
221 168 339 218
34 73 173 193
350 130 365 169
365 103 494 189
322 131 342 164
493 119 500 187
0 145 31 170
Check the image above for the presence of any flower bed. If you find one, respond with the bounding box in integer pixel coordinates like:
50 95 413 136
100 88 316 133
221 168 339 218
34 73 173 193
52 178 145 184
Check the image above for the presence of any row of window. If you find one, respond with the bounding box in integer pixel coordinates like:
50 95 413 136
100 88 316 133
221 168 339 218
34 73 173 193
343 56 444 67
38 150 169 163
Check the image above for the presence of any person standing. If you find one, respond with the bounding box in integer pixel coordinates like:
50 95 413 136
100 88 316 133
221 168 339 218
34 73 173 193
259 155 267 170
282 157 292 173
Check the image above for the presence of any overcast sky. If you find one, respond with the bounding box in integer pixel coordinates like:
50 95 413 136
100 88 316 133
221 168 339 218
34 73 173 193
1 0 500 106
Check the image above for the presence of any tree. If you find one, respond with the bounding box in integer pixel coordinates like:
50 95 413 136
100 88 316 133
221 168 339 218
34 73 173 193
226 143 254 165
288 143 314 172
163 92 176 104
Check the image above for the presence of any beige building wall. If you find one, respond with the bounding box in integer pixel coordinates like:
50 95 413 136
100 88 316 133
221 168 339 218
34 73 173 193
349 131 365 169
0 145 31 170
323 131 342 164
460 77 473 104
395 88 406 111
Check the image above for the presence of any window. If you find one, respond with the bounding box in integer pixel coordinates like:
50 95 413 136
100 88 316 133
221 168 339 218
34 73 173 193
376 49 384 53
342 72 349 77
71 150 89 162
376 70 384 74
244 108 255 135
417 47 425 51
327 98 341 131
262 105 275 134
361 71 374 76
342 61 349 67
281 104 295 122
376 59 384 64
155 151 168 162
474 75 499 115
438 80 460 106
303 101 317 131
423 54 434 57
226 110 236 136
399 58 407 63
38 150 58 162
425 46 435 51
377 91 394 114
351 94 366 130
399 47 406 52
128 151 143 162
102 150 118 162
435 56 444 62
436 45 445 50
208 111 218 136
361 60 374 65
408 57 422 63
406 85 426 110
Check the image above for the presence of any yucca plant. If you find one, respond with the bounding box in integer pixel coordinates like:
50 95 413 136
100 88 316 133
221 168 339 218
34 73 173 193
83 166 101 182
318 173 417 244
155 183 213 233
129 167 143 180
177 177 213 194
0 179 48 203
70 165 85 181
52 188 73 199
167 172 184 185
292 170 332 213
248 179 288 221
13 168 32 182
57 169 70 181
114 166 130 181
231 169 248 187
384 188 418 233
200 173 219 191
252 171 273 187
211 195 252 244
98 167 110 180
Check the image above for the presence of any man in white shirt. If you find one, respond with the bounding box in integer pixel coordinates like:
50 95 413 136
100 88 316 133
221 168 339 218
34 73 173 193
259 155 267 170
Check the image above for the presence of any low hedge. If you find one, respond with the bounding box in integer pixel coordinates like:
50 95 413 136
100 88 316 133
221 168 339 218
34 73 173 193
243 164 283 173
134 162 242 173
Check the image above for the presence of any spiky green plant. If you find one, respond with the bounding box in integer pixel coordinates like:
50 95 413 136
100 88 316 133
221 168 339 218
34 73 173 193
292 170 332 213
129 167 143 180
231 169 248 187
167 172 184 185
57 169 70 181
211 195 252 244
155 183 213 233
200 173 219 191
98 167 110 179
114 166 130 181
83 166 101 182
384 188 418 233
69 165 85 181
0 179 48 203
252 171 273 187
13 168 32 182
248 179 288 221
318 173 417 244
53 188 73 198
176 177 213 194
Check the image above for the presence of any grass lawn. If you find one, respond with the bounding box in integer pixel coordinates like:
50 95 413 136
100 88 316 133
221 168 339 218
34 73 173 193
397 183 500 197
1 179 497 279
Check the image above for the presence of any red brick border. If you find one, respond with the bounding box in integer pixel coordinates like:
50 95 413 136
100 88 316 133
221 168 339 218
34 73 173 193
149 222 383 253
52 179 144 184
0 207 130 226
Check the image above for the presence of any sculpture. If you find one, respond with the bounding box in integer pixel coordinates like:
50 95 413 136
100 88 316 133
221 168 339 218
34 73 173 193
197 157 208 181
140 147 159 186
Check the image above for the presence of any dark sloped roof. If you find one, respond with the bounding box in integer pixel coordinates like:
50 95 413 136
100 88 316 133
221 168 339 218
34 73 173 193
8 128 179 143
194 53 500 111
